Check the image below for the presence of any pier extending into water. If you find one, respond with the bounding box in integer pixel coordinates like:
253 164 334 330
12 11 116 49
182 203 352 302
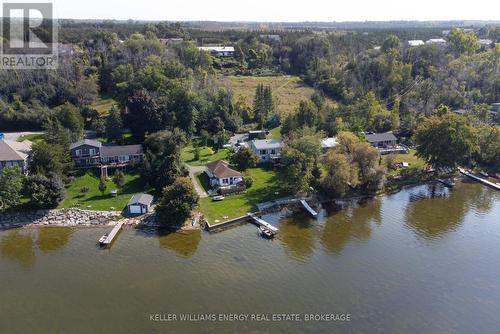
458 168 500 191
300 199 318 218
99 221 125 247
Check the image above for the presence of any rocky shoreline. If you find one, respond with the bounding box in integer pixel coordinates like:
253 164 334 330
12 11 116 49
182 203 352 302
0 208 125 229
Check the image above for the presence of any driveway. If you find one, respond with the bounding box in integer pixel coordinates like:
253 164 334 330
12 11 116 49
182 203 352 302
187 165 208 198
1 131 43 141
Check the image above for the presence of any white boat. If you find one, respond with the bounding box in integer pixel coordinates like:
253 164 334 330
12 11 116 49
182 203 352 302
98 233 109 246
259 226 274 238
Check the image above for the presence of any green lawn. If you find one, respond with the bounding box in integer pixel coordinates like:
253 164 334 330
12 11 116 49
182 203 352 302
267 126 282 139
92 95 117 116
382 149 427 175
58 170 145 211
17 133 45 143
199 167 287 224
181 145 229 166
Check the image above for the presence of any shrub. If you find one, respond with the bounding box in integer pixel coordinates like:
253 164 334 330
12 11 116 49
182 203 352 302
244 177 254 188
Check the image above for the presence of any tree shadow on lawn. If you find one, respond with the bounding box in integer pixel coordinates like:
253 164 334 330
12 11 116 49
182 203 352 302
196 172 212 193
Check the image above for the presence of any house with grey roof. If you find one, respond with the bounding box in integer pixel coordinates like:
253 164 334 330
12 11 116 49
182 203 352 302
70 139 143 168
249 139 283 163
0 139 32 174
365 133 398 148
127 193 154 215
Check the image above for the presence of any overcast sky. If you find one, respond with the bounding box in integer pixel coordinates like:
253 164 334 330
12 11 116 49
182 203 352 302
22 0 500 21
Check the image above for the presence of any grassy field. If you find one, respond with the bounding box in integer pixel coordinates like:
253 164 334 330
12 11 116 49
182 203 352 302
92 95 117 116
221 75 323 115
17 133 45 143
267 126 282 139
198 167 288 224
382 149 427 175
181 145 230 166
58 170 145 211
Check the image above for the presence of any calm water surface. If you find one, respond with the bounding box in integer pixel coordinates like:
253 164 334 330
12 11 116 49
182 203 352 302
1 180 499 333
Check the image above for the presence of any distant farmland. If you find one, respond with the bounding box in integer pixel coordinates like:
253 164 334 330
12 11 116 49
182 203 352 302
221 75 327 115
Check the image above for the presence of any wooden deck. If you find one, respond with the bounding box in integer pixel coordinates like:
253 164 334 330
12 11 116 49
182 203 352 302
459 168 500 191
100 221 125 247
300 199 318 218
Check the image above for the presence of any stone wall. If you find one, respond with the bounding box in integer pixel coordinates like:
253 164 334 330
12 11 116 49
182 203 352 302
0 209 122 229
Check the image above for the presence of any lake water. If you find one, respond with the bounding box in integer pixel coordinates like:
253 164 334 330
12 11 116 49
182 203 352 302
1 180 499 333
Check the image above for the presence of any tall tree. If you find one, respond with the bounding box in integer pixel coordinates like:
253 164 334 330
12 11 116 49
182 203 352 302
105 105 124 142
415 113 478 167
0 166 24 211
156 177 199 227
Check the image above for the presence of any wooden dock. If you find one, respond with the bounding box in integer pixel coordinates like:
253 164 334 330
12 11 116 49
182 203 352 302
99 221 124 247
458 168 500 191
248 213 279 233
300 199 318 218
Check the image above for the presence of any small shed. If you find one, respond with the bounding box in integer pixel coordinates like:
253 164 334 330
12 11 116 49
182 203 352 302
127 193 153 215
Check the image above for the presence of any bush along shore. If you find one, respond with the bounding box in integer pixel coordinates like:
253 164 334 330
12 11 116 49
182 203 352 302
0 208 125 229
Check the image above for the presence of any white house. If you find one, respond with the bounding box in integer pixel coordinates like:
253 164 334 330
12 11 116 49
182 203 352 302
205 160 244 187
250 139 282 163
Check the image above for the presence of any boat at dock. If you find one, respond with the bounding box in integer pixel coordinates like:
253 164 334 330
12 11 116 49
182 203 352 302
98 233 109 246
259 226 275 238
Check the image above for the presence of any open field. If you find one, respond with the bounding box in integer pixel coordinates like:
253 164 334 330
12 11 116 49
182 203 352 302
382 149 427 175
198 167 288 223
181 145 230 166
92 95 117 116
58 170 145 211
221 75 325 115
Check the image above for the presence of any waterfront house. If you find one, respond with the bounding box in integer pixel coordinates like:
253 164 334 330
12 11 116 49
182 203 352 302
127 193 154 215
206 160 244 188
0 139 32 174
250 139 283 163
198 46 235 57
366 132 398 149
70 139 143 168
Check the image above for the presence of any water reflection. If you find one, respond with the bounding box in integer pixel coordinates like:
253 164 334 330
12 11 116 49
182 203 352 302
37 227 74 253
277 212 317 262
320 198 382 255
405 182 496 240
0 231 36 268
158 229 201 257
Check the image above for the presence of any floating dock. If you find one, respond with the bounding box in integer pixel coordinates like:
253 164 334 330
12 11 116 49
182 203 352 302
458 168 500 191
99 221 124 247
300 199 318 218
